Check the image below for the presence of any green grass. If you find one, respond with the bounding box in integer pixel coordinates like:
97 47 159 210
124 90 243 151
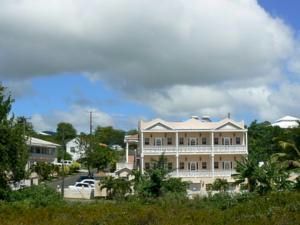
0 192 299 225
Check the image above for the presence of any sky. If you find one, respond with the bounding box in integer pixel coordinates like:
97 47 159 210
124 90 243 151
1 0 300 132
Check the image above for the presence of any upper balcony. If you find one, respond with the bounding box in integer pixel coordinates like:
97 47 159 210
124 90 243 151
143 144 247 155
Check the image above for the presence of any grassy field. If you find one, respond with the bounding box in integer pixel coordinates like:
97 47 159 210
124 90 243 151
0 192 299 225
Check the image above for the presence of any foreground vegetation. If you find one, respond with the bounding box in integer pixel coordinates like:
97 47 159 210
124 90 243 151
0 186 299 225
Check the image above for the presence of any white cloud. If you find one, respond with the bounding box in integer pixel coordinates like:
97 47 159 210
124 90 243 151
31 105 114 132
0 0 299 122
0 0 294 88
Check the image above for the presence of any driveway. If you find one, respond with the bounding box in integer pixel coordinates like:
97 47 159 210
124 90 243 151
46 171 89 189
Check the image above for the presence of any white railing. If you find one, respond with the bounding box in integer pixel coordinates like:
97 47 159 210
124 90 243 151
178 145 212 153
169 170 236 178
143 145 247 154
214 145 247 154
116 162 134 170
143 146 176 154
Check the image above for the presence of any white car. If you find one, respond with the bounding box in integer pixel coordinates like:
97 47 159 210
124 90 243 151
75 179 96 188
69 182 94 190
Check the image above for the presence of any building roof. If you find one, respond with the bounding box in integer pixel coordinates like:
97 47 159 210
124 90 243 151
26 137 60 148
272 115 300 128
140 117 245 131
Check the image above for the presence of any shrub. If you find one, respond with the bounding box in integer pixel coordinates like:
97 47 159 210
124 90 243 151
7 184 63 207
69 162 81 174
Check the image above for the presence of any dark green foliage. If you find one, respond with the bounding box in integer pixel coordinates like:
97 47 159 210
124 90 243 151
56 146 72 162
134 155 188 199
94 126 125 147
0 192 299 225
31 162 53 181
0 85 28 198
7 184 63 207
211 178 229 192
100 176 132 200
89 145 117 172
56 122 77 142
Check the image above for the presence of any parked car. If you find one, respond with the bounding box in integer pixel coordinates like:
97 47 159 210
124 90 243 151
77 175 94 182
69 182 94 190
75 179 96 188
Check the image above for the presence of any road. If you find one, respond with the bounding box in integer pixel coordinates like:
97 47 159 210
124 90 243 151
46 171 88 189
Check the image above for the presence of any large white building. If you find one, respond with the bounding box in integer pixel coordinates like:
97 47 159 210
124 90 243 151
66 137 86 161
136 116 248 191
272 115 300 128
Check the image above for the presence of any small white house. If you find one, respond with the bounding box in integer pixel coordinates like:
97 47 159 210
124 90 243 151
272 116 300 128
66 137 86 161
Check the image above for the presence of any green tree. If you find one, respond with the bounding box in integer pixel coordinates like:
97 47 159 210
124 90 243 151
134 155 188 198
100 176 132 200
56 122 77 142
232 156 259 192
211 178 229 192
0 85 28 199
94 126 125 146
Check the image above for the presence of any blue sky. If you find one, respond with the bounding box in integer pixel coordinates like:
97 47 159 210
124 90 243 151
1 0 300 132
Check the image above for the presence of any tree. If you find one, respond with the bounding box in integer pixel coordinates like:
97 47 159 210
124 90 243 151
134 155 188 198
56 122 77 142
100 176 132 200
94 126 125 147
0 85 28 198
211 178 229 192
89 145 117 172
232 156 259 192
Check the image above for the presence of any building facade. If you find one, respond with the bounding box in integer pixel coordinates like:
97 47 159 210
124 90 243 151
138 116 248 190
66 137 87 161
27 137 60 166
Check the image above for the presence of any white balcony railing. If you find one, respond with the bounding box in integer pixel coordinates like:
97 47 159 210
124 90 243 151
214 145 247 154
143 145 247 154
178 145 212 153
169 170 236 178
143 146 176 154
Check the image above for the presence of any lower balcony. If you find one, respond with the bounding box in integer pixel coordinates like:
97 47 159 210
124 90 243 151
169 170 236 178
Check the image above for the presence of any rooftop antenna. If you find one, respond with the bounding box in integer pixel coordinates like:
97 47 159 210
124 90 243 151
227 112 231 119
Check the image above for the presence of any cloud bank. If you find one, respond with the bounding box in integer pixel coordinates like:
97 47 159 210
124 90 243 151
1 0 300 123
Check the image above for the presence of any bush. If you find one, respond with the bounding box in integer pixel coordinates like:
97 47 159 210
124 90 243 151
69 162 81 174
7 184 63 207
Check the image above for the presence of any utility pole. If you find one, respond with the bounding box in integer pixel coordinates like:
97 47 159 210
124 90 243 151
61 129 65 198
88 111 93 176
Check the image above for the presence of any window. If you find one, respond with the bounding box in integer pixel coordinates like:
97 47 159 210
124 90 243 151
179 162 185 170
144 138 150 145
202 162 207 169
214 137 219 145
202 137 207 145
223 137 230 145
168 162 173 170
214 161 219 169
70 147 76 153
179 137 184 145
145 162 150 170
167 137 172 145
190 138 197 146
155 138 162 146
236 137 241 145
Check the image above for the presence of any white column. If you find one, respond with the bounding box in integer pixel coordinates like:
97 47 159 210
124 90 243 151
211 154 215 178
141 132 144 174
176 131 179 176
242 132 245 145
245 131 248 153
125 141 129 163
211 131 215 178
141 156 144 174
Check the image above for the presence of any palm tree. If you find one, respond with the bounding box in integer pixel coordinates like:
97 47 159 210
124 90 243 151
273 141 300 170
211 178 229 192
232 156 259 192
